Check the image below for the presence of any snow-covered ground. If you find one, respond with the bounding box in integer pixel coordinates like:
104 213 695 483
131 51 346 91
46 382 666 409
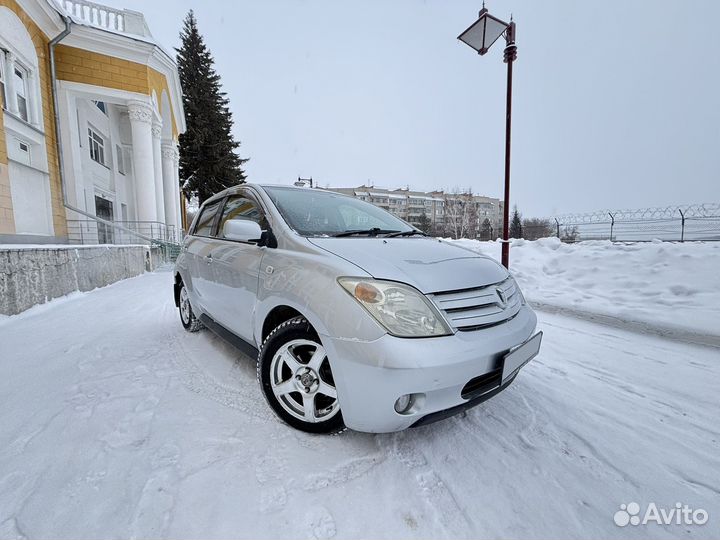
1 267 718 539
452 238 720 345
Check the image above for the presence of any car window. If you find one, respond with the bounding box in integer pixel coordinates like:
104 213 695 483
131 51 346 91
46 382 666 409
193 199 223 237
263 187 412 236
218 194 266 239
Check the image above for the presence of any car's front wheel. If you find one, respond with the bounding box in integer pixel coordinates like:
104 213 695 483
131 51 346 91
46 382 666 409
258 317 345 434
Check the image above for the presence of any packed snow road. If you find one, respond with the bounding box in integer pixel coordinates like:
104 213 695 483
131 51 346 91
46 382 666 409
1 268 718 539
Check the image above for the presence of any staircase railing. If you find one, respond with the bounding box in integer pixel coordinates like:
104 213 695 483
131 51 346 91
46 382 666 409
66 219 183 261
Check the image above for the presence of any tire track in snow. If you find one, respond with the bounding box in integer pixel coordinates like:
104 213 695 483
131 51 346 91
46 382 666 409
129 443 182 540
384 432 476 537
301 453 386 492
164 329 271 423
531 301 720 349
668 468 720 497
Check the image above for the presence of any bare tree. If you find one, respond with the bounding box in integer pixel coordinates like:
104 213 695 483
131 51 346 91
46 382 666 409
444 188 477 239
561 225 580 243
522 217 554 240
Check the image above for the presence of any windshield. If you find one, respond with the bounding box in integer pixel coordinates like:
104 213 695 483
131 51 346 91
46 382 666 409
262 187 415 237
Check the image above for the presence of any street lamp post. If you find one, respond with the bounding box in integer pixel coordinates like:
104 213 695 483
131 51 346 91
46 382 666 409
294 176 314 188
458 7 516 269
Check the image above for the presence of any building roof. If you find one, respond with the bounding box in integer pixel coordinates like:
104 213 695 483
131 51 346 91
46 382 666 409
37 0 186 134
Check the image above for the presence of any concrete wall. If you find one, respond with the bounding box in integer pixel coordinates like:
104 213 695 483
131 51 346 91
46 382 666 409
0 244 162 315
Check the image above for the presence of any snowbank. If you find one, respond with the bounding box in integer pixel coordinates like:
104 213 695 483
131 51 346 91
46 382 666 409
450 238 720 340
1 270 718 539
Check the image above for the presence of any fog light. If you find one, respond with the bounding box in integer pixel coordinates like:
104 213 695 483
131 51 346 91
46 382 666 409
394 394 412 414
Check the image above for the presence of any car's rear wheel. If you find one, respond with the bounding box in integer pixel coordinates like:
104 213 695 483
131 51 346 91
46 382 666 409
179 283 203 332
258 317 345 434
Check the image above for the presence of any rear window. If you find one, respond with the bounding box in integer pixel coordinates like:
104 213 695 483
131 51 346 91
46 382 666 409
193 199 223 237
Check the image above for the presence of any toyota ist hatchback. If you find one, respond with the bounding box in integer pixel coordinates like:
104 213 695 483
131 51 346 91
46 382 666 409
174 184 542 434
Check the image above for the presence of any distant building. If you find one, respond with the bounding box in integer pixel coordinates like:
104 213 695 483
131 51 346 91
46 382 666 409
324 185 503 238
0 0 185 244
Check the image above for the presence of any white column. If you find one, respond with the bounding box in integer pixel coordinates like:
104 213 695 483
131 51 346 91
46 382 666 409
127 101 157 223
151 120 165 226
25 71 40 128
4 53 19 116
173 148 183 237
161 142 178 240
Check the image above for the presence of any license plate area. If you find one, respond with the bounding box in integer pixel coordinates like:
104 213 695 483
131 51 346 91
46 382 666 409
502 331 543 384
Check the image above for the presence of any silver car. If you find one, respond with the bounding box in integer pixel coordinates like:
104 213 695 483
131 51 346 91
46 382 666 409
174 183 542 434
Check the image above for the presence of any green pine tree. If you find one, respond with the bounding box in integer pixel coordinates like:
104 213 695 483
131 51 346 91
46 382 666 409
416 212 432 233
510 206 523 239
176 11 247 204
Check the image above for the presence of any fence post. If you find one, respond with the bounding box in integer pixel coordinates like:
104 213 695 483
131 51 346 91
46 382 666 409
679 209 686 242
554 218 560 238
608 212 615 242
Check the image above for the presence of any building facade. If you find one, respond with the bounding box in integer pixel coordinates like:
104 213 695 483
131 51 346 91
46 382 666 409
0 0 185 245
326 185 503 239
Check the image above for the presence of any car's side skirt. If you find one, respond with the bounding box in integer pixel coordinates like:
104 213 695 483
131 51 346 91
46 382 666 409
198 313 260 359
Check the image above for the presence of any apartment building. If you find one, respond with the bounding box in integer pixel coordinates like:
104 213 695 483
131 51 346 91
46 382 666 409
325 185 503 239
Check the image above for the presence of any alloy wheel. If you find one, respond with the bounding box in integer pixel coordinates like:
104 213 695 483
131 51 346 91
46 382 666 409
179 286 191 324
269 339 340 423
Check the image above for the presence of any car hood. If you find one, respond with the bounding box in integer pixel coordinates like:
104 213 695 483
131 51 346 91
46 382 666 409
307 237 508 293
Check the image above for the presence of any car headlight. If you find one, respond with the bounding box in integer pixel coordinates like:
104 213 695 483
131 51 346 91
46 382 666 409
509 275 526 305
338 278 452 337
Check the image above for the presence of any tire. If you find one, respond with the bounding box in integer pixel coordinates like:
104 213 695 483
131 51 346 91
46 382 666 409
258 316 345 434
178 282 203 333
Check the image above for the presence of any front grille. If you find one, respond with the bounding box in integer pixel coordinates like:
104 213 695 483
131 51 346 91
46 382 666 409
429 277 522 331
461 369 502 399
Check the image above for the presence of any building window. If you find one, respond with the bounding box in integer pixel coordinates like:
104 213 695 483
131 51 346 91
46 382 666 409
13 65 28 121
93 100 107 114
88 127 105 165
15 138 30 165
116 145 125 175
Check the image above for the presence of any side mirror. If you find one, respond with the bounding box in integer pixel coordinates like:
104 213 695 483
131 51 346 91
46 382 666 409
223 219 263 243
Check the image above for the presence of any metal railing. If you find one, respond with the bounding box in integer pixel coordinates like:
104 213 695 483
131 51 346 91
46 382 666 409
66 219 183 261
67 220 178 245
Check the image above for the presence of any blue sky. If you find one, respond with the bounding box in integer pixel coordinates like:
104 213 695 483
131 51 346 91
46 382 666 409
107 0 720 217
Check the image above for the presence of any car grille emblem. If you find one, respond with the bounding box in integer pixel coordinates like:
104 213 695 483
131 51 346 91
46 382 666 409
495 288 507 308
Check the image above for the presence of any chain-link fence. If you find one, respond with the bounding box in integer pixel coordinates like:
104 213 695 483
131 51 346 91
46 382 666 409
518 204 720 243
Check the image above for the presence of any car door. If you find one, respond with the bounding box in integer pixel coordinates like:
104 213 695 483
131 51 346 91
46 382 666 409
207 191 268 342
184 197 224 317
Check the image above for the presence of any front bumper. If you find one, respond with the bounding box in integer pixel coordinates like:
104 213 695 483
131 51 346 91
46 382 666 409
320 304 538 433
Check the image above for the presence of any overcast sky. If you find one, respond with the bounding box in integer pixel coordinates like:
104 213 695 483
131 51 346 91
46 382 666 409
107 0 720 217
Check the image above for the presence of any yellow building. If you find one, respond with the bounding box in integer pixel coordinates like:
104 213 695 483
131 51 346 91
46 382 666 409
0 0 185 244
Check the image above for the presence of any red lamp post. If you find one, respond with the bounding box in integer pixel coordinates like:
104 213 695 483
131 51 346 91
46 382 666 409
458 7 517 269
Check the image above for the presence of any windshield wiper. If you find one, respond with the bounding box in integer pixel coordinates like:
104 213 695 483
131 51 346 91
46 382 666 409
385 230 428 237
332 228 401 237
